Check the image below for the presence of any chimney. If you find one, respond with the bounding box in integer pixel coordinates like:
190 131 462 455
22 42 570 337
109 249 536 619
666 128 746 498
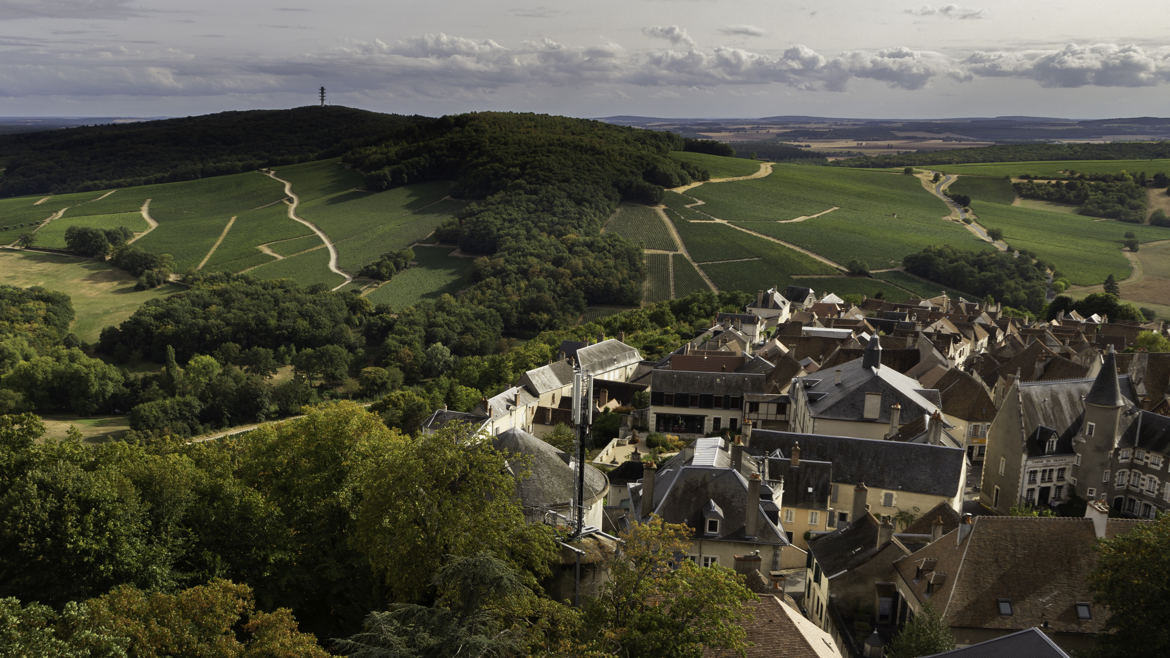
1085 499 1110 539
731 437 744 473
886 403 902 439
930 515 944 543
743 419 753 447
745 473 761 539
834 369 841 386
852 482 869 523
734 551 763 580
791 441 801 467
956 513 974 545
877 517 894 549
640 463 657 519
928 411 944 446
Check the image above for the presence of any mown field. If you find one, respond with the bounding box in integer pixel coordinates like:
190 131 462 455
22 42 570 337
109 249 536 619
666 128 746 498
973 201 1170 285
931 159 1170 178
0 250 180 342
946 176 1016 205
363 246 475 308
687 164 983 269
668 151 763 179
606 204 676 250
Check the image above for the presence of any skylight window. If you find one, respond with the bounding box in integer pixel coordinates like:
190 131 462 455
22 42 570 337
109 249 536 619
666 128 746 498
1076 602 1092 620
997 598 1013 616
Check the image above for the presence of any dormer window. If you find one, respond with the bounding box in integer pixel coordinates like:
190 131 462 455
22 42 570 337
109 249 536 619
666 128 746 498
997 599 1013 616
1046 438 1057 454
706 518 720 534
703 498 724 536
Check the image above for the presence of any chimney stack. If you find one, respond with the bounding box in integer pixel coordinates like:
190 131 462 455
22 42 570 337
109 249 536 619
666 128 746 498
877 517 894 549
640 463 657 519
956 513 974 545
731 437 744 473
928 411 944 446
791 441 801 467
930 516 944 543
734 551 763 580
1085 499 1109 539
852 482 869 523
743 419 753 447
886 403 902 439
745 473 761 539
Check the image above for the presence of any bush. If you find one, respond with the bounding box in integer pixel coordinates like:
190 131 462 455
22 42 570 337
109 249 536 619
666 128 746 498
1151 210 1170 227
986 227 1004 241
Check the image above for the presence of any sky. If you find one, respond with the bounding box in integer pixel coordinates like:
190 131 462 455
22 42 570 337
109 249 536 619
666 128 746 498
2 0 1170 119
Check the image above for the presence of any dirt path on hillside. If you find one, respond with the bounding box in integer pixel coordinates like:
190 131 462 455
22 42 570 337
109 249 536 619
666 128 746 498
265 170 352 291
34 196 51 206
653 206 718 293
672 161 774 193
127 199 158 244
722 221 846 271
777 207 839 223
30 208 66 235
197 216 236 270
919 172 1006 251
91 190 116 203
1148 188 1170 219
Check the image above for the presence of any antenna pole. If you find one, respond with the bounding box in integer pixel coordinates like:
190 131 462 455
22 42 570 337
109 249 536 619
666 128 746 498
571 368 593 537
319 86 326 107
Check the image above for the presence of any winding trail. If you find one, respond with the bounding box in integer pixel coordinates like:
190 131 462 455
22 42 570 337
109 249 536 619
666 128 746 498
31 208 66 235
127 199 158 244
33 196 51 206
197 216 236 270
265 170 351 291
672 161 774 193
777 206 839 224
920 172 1007 251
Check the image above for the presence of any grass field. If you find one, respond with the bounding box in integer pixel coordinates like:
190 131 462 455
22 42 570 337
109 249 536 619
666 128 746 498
200 204 312 273
606 204 676 250
662 191 714 221
874 270 978 300
35 211 149 249
0 250 180 341
645 253 672 302
933 159 1170 178
246 247 346 289
673 255 711 296
973 201 1170 285
275 159 465 272
669 151 763 179
128 171 288 271
1011 198 1080 214
794 276 916 302
687 164 983 269
363 246 475 308
0 191 117 244
40 415 130 443
947 176 1016 205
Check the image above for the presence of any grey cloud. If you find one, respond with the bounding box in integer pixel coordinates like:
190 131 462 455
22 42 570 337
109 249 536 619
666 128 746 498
718 25 767 37
0 0 143 20
965 44 1170 87
509 6 565 18
907 4 985 19
642 25 695 48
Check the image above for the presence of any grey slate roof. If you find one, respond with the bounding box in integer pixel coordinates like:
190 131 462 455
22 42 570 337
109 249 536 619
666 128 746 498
494 428 608 519
421 409 489 432
923 627 1070 658
770 457 832 509
795 348 943 425
1086 347 1124 407
1118 409 1170 453
749 430 965 498
808 512 883 577
651 369 768 395
519 360 574 396
1016 376 1137 441
574 338 641 375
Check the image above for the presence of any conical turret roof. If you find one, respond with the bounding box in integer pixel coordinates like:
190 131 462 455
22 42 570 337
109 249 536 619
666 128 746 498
1085 346 1124 408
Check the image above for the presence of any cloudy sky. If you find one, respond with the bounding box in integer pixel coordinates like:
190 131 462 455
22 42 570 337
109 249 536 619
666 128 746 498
3 0 1170 119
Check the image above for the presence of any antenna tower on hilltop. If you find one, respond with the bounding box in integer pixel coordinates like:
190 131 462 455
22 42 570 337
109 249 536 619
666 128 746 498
319 86 326 107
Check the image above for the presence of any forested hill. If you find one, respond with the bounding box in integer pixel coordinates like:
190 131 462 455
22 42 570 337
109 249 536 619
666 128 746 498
835 140 1170 168
0 106 426 197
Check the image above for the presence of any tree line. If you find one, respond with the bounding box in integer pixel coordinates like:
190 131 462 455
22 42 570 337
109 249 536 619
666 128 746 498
902 245 1052 313
835 141 1170 168
1013 174 1152 223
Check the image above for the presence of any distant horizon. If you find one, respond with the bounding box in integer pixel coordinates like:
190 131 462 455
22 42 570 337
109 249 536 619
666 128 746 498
3 1 1169 120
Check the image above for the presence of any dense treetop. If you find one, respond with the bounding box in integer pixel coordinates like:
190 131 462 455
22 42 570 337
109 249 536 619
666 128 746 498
0 106 427 197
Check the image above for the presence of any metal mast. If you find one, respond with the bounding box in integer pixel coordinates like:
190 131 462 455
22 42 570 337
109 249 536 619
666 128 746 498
570 367 593 537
